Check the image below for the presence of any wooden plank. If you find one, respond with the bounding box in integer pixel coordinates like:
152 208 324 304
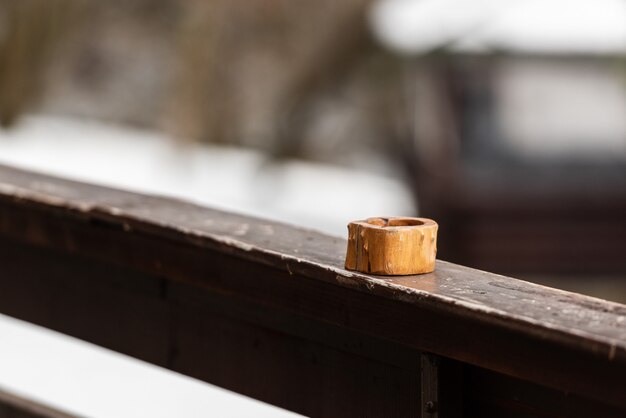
420 354 439 418
0 164 625 413
0 389 79 418
463 365 625 417
0 237 421 417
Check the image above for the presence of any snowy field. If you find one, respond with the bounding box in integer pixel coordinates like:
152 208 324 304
0 116 415 237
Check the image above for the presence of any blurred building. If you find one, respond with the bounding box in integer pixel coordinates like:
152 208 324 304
372 0 626 300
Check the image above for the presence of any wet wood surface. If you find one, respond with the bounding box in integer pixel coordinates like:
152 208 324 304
0 164 625 416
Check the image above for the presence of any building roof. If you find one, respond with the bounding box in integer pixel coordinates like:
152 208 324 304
370 0 626 55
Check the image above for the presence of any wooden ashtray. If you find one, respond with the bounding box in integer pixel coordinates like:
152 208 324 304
345 217 438 275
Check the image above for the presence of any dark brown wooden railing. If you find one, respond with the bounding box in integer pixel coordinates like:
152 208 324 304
0 164 624 417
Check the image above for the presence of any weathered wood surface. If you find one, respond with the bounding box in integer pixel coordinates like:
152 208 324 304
0 164 625 416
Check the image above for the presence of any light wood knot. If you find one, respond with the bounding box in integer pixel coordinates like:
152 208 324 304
344 216 438 275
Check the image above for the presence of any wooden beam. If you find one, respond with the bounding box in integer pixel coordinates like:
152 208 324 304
0 164 624 416
0 389 78 418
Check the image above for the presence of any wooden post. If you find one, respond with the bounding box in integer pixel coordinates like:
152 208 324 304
421 353 439 418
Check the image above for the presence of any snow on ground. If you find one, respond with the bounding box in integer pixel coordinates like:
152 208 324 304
0 314 302 418
0 115 416 237
371 0 626 55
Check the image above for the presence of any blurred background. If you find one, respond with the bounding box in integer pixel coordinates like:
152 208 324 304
0 0 625 305
0 0 625 416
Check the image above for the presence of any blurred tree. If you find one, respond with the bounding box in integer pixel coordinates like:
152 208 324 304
0 0 406 171
0 0 78 126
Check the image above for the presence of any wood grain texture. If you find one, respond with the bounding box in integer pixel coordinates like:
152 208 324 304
345 217 437 275
0 164 625 415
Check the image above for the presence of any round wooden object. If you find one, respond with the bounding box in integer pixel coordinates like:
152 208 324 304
344 217 438 275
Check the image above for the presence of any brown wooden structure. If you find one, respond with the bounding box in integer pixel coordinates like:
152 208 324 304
0 164 624 417
406 56 626 279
